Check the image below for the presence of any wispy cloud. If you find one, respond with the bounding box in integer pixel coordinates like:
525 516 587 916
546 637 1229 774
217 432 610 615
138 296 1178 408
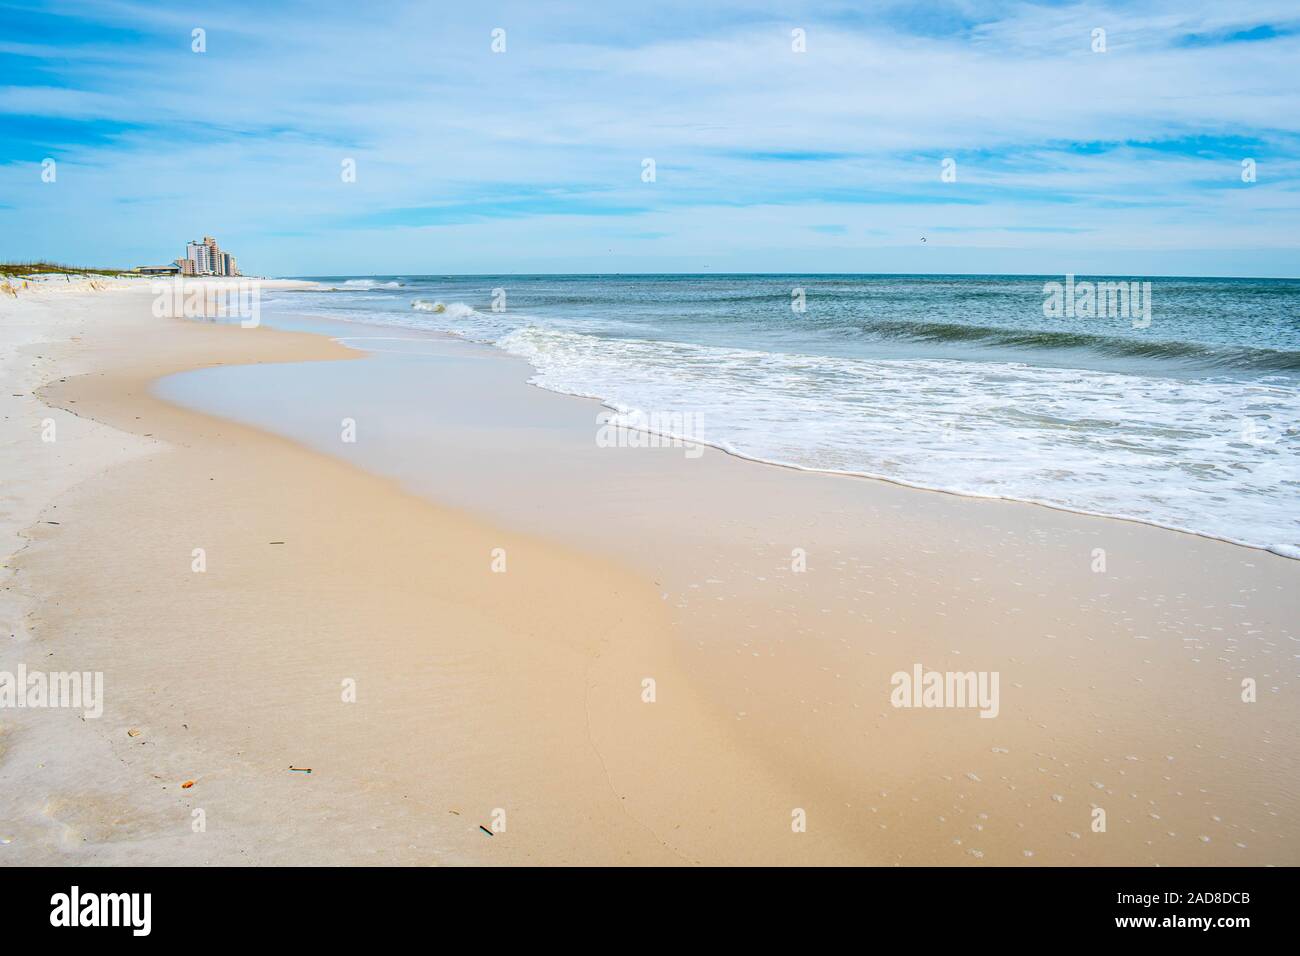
0 0 1297 275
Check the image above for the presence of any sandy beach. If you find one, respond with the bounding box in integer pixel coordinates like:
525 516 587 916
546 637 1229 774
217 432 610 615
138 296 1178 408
1 279 1296 866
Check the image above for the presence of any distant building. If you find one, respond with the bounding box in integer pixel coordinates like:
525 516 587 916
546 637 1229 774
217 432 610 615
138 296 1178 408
136 264 181 276
182 236 240 276
203 236 223 275
186 241 212 274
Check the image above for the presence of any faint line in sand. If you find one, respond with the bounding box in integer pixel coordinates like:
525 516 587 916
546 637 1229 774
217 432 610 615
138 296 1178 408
582 654 695 865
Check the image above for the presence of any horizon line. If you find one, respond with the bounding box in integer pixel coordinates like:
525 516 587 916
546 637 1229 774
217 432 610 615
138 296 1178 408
280 271 1300 281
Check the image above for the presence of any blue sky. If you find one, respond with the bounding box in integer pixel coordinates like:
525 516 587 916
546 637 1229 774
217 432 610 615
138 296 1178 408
1 0 1298 276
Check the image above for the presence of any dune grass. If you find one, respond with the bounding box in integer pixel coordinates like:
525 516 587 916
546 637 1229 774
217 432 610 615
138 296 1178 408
0 261 129 278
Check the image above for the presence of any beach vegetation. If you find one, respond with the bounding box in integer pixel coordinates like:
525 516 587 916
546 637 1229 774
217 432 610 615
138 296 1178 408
0 261 128 277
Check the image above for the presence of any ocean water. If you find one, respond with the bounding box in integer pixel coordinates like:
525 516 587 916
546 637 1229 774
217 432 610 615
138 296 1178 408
264 275 1300 557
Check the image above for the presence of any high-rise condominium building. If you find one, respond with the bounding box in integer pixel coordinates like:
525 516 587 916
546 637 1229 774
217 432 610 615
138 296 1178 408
184 236 238 276
203 236 224 276
186 240 212 274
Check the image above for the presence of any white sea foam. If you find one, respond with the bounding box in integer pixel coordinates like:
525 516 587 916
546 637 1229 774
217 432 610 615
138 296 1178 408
411 299 480 320
339 279 403 289
494 327 1300 558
